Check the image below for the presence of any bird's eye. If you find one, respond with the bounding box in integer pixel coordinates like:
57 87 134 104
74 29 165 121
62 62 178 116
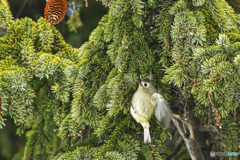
141 82 149 88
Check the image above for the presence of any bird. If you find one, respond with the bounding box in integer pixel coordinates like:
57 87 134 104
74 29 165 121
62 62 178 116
131 72 172 143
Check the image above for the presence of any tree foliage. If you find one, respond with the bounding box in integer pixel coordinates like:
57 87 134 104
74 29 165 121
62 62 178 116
0 0 240 159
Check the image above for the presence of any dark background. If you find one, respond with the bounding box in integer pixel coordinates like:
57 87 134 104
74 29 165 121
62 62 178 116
0 0 239 159
8 0 108 48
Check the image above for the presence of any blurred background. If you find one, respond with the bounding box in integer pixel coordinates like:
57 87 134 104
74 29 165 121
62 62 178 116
0 0 239 159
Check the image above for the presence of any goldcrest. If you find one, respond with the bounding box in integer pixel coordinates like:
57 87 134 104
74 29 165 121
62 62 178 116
131 72 171 143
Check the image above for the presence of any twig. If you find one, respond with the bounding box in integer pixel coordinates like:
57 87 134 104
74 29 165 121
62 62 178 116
71 136 80 146
233 107 236 121
178 87 187 118
172 114 194 139
182 122 187 134
59 83 76 90
171 114 205 160
131 46 149 65
89 126 91 138
208 102 211 124
209 94 222 129
147 144 156 160
0 96 2 121
62 131 69 141
0 26 7 34
41 129 49 141
186 75 197 84
165 138 184 160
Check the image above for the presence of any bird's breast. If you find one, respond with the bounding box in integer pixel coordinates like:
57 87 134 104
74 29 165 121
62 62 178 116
131 92 156 123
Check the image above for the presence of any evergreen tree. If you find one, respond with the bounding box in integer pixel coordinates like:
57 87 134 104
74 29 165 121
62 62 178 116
0 0 239 159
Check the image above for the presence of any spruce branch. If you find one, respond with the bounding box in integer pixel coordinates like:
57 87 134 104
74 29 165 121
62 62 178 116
147 144 156 160
178 87 188 118
171 114 205 160
131 45 149 65
208 102 211 124
233 107 236 121
207 0 223 29
1 0 240 159
209 93 222 129
71 136 81 146
0 96 1 120
41 129 49 142
0 26 7 33
59 83 76 90
62 131 69 141
172 114 194 139
186 75 198 84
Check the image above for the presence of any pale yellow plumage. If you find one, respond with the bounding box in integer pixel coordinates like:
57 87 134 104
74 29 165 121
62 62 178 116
131 73 171 143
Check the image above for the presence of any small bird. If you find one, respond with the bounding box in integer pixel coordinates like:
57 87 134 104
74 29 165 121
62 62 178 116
131 72 171 143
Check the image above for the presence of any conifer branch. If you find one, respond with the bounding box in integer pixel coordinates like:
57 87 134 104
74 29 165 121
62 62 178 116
0 26 7 33
209 94 222 129
62 131 69 141
71 137 80 146
131 46 149 65
208 102 211 124
1 0 239 159
59 83 76 90
171 114 205 160
0 96 2 121
186 75 197 84
147 144 156 160
172 114 194 139
178 87 188 118
41 129 49 142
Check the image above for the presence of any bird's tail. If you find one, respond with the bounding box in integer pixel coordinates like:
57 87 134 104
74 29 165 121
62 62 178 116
155 98 171 128
141 123 151 143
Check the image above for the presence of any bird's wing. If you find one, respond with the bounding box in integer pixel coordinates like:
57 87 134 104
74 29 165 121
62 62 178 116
152 93 171 128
